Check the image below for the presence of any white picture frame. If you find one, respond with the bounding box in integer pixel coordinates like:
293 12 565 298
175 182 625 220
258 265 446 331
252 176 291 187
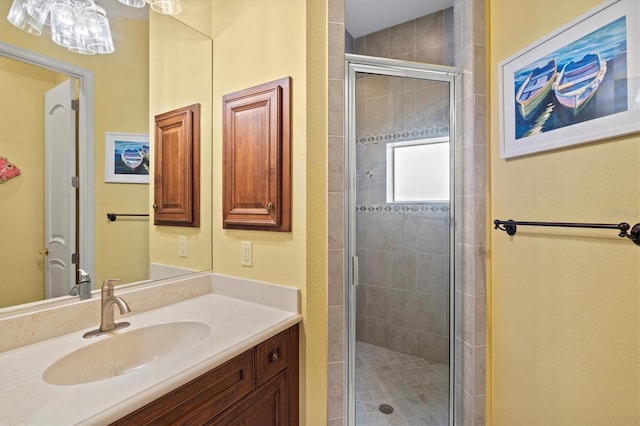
104 132 150 183
498 0 639 159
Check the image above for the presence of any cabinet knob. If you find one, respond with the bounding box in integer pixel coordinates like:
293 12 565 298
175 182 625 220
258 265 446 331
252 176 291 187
266 201 273 210
271 351 279 362
152 203 158 210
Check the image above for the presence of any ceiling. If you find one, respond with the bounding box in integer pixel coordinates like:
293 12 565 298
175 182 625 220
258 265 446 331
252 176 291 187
346 0 454 38
102 0 454 37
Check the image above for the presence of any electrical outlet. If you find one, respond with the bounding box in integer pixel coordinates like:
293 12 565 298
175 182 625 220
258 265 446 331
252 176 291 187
179 236 187 258
241 241 252 266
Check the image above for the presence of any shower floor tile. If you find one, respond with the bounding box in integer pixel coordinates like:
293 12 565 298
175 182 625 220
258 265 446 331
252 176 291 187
355 341 449 426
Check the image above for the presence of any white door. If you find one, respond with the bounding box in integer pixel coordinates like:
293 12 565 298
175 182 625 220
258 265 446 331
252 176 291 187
44 79 76 298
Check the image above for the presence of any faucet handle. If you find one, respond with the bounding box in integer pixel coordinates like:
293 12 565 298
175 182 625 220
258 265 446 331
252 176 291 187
102 278 121 289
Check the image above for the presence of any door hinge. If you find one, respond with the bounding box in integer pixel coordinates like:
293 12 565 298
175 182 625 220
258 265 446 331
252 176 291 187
71 176 79 187
71 253 79 264
71 99 79 111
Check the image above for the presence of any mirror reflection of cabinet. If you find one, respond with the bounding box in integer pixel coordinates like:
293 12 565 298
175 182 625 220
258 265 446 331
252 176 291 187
222 77 291 232
153 103 201 227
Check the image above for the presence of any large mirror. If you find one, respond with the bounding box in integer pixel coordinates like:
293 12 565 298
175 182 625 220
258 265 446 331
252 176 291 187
0 1 213 311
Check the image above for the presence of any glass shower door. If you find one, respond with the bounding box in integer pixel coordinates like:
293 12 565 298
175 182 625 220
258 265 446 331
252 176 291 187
346 59 456 426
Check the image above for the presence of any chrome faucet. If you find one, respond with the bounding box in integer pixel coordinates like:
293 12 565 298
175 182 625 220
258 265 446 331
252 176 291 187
83 279 131 338
69 269 92 300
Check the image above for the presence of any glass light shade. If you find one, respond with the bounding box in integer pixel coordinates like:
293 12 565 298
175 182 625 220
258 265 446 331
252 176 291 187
7 0 52 35
85 5 113 54
71 0 96 40
7 0 114 55
68 37 95 55
49 0 77 48
150 0 181 15
50 1 92 54
117 0 145 8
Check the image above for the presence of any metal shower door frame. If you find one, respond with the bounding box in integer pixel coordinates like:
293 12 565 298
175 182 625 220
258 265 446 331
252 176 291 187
344 53 459 426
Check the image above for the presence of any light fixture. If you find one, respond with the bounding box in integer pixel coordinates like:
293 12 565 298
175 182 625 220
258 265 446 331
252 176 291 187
149 0 181 15
6 0 182 55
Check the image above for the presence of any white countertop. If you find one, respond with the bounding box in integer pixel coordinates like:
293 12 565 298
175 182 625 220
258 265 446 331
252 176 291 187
0 286 301 425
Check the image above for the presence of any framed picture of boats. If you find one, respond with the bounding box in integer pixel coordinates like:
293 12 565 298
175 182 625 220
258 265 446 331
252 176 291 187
105 132 150 183
498 0 639 159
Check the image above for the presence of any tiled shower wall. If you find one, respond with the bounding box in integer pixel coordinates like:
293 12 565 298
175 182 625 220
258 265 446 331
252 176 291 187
356 208 450 363
352 8 453 65
326 0 487 424
354 72 451 364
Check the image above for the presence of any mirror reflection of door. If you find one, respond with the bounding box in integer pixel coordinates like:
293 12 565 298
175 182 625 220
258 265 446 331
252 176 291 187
44 78 77 298
0 55 80 307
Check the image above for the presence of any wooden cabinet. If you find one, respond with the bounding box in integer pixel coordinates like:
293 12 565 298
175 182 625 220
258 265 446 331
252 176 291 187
222 77 291 232
153 103 200 227
210 371 289 425
112 324 299 426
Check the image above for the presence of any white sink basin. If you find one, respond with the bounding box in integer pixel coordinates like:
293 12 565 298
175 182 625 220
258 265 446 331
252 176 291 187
43 321 210 386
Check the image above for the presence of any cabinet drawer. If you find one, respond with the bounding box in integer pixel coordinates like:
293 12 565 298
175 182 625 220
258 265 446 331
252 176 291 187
255 329 289 386
112 350 254 425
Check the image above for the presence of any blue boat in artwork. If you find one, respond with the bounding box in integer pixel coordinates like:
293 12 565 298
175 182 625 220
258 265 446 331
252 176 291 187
516 59 557 120
553 52 607 115
120 144 149 170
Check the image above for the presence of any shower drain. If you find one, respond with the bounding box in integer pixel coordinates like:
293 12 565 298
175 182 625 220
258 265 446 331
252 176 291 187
378 404 395 415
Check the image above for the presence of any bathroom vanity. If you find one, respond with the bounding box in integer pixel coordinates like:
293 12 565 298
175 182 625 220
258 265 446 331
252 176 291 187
113 325 298 425
0 274 301 425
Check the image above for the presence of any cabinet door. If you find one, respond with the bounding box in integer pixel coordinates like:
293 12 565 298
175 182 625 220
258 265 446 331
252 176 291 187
208 373 289 426
222 77 291 231
154 103 200 227
111 350 254 426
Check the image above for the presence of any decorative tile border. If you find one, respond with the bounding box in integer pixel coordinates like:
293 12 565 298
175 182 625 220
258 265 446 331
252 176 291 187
357 124 449 145
356 203 450 215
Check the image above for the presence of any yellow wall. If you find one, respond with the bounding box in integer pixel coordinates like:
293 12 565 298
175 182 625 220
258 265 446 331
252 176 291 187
304 0 329 423
148 13 212 273
92 18 149 286
0 16 149 298
488 1 640 424
152 1 328 423
210 2 327 423
0 59 57 307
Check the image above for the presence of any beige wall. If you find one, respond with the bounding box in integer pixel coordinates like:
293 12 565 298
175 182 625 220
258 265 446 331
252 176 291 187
0 16 149 301
489 0 640 424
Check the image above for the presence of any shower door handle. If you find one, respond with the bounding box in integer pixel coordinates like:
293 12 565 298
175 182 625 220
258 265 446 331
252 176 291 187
352 255 359 287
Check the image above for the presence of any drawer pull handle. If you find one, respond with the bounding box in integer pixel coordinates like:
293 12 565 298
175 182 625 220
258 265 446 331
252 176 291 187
271 351 279 362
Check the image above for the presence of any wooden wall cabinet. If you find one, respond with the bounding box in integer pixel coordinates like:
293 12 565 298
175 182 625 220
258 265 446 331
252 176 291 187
112 324 299 426
222 77 291 231
153 103 200 227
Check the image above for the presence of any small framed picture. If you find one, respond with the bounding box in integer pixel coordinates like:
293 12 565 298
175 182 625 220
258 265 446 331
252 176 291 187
104 132 150 183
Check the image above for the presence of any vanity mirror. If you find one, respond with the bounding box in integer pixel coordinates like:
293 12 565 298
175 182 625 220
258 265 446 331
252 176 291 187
0 2 213 311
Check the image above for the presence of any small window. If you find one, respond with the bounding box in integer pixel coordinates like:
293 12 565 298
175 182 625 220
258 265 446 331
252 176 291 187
386 137 450 203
